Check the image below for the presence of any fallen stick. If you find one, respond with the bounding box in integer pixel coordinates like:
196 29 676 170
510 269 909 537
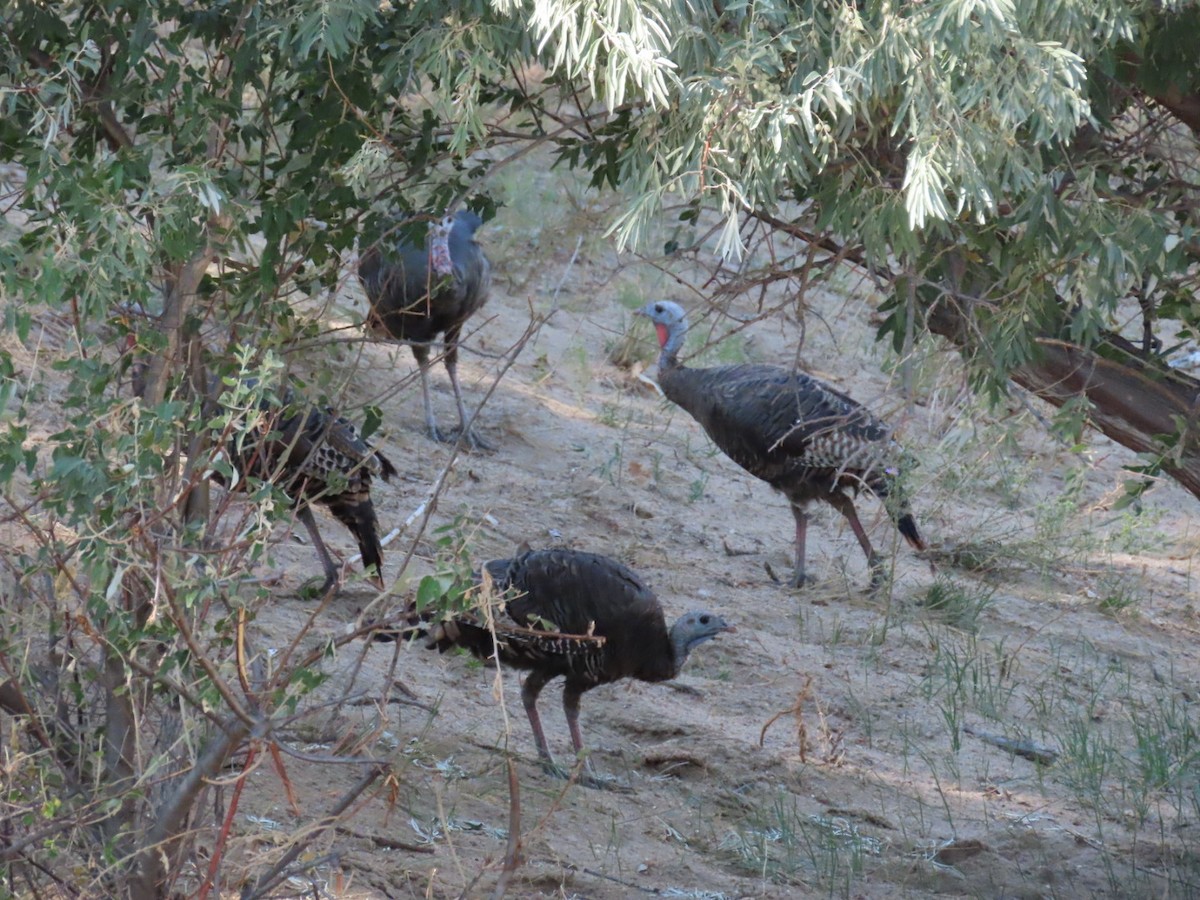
962 724 1059 766
402 499 428 529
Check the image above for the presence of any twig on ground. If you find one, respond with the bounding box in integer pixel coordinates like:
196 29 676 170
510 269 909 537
333 825 435 854
239 762 389 900
563 862 662 895
963 725 1060 766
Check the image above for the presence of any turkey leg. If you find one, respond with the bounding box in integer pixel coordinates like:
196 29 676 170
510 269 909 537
826 493 886 588
297 505 340 597
789 504 815 588
409 343 444 444
442 326 494 451
562 683 631 792
520 669 564 778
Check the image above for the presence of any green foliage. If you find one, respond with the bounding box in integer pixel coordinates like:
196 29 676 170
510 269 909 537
414 517 482 616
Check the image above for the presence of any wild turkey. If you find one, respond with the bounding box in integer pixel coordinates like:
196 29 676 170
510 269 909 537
212 380 397 595
357 209 493 450
636 300 927 589
384 548 734 789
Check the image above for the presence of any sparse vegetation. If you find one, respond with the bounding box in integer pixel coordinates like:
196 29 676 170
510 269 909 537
722 795 882 893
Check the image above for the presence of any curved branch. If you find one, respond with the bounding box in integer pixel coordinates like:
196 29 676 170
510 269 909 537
1149 85 1200 137
928 293 1200 501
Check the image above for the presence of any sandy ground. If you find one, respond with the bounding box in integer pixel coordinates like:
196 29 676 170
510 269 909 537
4 171 1200 899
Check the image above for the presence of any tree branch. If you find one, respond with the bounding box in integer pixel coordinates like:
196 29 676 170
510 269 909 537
1149 85 1200 137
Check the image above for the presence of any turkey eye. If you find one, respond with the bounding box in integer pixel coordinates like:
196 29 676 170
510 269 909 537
700 615 710 624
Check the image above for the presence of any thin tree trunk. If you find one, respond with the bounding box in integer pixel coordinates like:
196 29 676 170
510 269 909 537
125 719 252 900
182 324 211 525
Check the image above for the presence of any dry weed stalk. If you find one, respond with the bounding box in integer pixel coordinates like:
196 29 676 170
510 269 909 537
759 674 814 762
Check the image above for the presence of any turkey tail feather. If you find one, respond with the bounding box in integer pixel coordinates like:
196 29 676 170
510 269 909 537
327 495 384 575
370 610 606 665
377 451 398 482
896 511 926 551
880 477 926 552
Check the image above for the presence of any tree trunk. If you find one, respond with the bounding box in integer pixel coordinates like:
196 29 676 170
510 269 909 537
926 291 1200 501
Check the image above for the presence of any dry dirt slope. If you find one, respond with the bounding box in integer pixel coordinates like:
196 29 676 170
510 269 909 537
229 214 1200 900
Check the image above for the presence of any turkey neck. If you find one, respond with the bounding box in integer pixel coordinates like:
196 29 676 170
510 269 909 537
447 224 475 276
655 318 687 371
666 623 696 675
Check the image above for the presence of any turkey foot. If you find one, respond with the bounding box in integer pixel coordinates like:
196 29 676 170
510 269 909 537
789 571 818 589
241 569 286 587
866 554 890 593
538 757 633 793
765 559 817 588
537 757 572 781
297 574 339 600
578 770 634 793
434 425 495 452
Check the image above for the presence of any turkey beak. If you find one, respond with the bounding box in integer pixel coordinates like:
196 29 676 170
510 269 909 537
720 621 737 634
633 307 647 318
